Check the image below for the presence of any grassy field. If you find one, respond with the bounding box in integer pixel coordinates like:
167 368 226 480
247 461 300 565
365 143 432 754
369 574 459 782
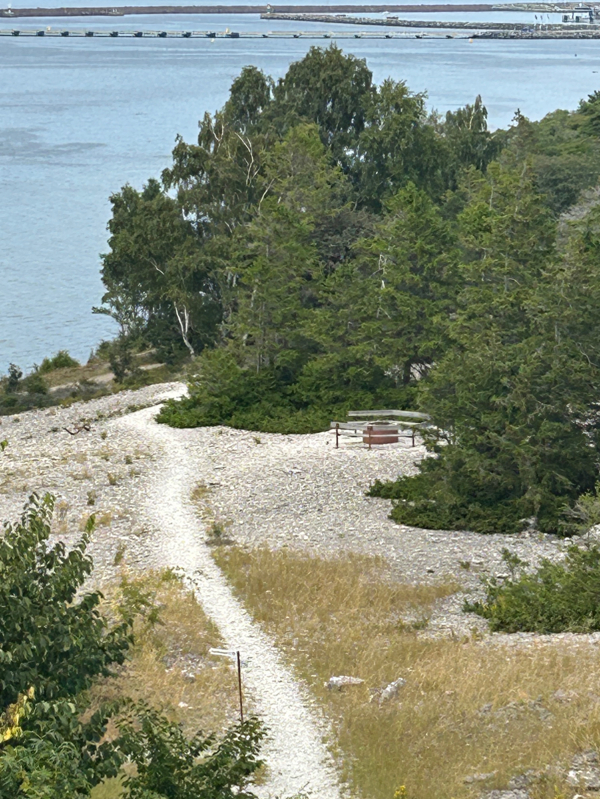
214 546 600 799
90 569 240 798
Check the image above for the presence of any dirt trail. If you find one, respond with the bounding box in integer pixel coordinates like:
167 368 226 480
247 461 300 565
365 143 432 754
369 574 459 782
118 405 341 799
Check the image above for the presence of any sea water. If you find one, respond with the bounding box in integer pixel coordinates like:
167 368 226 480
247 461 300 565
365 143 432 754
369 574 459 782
2 1 600 367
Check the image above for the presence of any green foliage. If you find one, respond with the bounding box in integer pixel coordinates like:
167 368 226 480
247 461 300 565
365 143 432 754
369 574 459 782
95 179 221 360
0 357 114 416
370 159 600 535
0 494 132 708
106 336 139 384
102 48 600 533
38 351 80 374
442 95 502 180
0 497 265 798
467 545 600 633
118 708 264 799
21 372 48 396
6 364 22 394
503 108 600 214
0 495 130 797
272 45 374 165
0 693 124 799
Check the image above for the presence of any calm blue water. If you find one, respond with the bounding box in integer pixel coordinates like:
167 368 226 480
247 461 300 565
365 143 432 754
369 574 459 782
1 3 600 369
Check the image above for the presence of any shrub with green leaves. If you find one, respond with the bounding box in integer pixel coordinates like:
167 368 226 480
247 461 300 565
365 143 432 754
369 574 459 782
0 494 131 797
38 351 80 374
466 545 600 633
0 494 132 708
21 372 48 396
5 364 22 394
117 707 265 799
0 496 265 798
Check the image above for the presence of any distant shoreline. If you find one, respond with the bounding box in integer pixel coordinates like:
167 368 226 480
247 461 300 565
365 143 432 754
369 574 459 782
0 3 541 17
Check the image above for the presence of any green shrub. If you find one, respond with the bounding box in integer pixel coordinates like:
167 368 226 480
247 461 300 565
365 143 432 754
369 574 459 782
117 708 265 799
6 363 22 393
367 413 592 536
0 494 131 796
0 494 132 708
157 348 411 434
38 350 80 373
466 545 600 633
0 495 266 798
22 372 48 395
367 454 527 536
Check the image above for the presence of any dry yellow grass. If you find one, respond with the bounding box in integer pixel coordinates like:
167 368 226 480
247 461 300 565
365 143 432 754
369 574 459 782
89 570 240 798
214 546 600 799
39 360 113 389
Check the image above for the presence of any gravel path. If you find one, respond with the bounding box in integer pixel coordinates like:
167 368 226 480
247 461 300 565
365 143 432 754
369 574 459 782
0 380 572 642
153 421 567 639
118 406 341 799
1 378 593 796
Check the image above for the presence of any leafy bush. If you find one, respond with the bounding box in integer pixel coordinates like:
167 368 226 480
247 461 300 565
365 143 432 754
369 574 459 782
108 337 139 383
0 496 266 798
0 494 132 796
466 545 600 633
157 348 409 434
38 350 80 373
0 494 132 708
368 457 526 536
118 707 265 799
21 372 48 396
5 364 22 393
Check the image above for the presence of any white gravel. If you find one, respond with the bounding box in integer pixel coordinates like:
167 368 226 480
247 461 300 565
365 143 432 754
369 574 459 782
118 405 341 799
1 380 594 797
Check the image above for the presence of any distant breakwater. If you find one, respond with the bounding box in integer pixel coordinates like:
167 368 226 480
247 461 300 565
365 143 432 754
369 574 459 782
0 2 583 17
3 23 600 37
261 11 597 29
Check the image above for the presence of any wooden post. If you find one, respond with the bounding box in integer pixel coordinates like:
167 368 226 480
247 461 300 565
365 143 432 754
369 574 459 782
336 422 339 449
367 424 372 450
237 650 244 724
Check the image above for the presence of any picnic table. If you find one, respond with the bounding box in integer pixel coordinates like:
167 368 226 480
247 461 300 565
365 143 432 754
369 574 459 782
331 409 430 448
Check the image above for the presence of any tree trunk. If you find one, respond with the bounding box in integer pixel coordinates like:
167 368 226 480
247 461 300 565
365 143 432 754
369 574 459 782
174 304 195 357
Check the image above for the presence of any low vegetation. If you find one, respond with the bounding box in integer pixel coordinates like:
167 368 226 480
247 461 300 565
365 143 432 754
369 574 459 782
38 350 81 374
468 544 600 633
215 546 600 799
91 569 240 738
0 347 179 416
0 495 265 798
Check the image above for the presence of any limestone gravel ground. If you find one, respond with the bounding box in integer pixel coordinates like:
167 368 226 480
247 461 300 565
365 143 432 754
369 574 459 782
138 413 568 640
118 406 341 799
0 380 594 797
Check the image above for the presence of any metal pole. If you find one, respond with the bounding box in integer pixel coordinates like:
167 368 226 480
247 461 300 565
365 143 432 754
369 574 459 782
237 650 244 724
335 422 339 449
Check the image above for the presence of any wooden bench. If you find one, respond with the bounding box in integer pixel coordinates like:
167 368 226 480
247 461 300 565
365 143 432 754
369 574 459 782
331 409 430 449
